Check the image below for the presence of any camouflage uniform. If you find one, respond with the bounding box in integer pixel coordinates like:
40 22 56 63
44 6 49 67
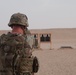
0 32 33 75
0 13 39 75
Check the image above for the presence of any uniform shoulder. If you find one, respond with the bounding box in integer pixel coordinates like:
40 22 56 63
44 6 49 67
0 33 7 38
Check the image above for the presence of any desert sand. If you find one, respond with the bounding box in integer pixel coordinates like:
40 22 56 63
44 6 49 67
33 49 76 75
31 28 76 75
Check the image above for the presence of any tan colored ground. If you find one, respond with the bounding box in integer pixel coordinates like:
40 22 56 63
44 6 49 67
33 49 76 75
30 28 76 49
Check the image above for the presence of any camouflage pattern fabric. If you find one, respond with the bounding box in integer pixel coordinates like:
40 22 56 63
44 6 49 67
0 32 33 75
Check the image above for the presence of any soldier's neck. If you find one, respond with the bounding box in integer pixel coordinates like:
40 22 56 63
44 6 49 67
12 26 24 34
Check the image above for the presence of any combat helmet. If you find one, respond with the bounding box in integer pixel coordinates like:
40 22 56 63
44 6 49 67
8 13 29 27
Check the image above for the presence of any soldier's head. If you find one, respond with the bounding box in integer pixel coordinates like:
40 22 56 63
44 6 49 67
8 13 29 34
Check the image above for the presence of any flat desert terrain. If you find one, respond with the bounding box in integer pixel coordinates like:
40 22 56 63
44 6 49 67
33 49 76 75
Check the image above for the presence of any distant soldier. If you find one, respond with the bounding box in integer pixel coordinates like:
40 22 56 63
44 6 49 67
0 13 39 75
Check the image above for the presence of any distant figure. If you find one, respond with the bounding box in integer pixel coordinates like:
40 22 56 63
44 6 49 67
46 34 50 41
0 13 39 75
40 34 44 41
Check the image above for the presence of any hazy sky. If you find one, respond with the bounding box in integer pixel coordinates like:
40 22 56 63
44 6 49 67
0 0 76 30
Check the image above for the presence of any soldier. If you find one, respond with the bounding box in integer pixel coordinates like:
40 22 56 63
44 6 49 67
0 13 39 75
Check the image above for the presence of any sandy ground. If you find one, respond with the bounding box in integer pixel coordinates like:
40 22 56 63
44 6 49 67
33 49 76 75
